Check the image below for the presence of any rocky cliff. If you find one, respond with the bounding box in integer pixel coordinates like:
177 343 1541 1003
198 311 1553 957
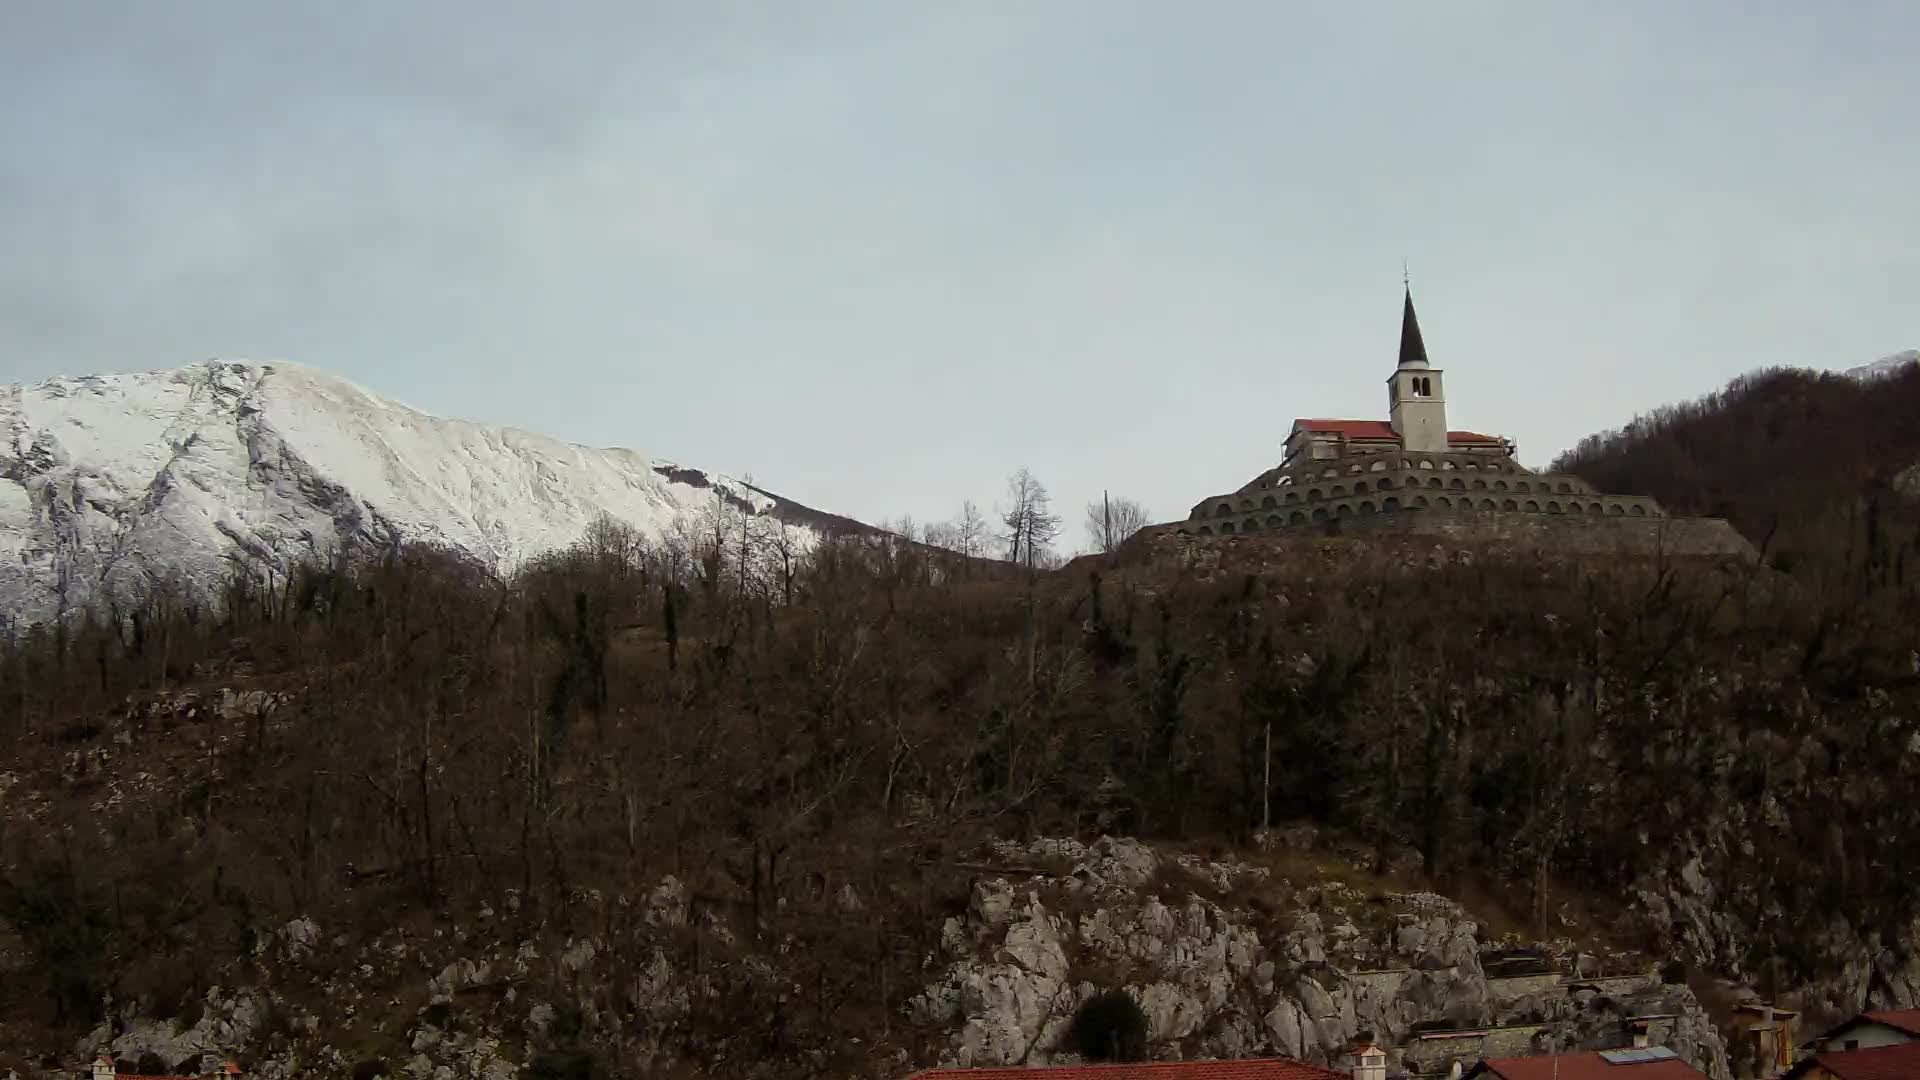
27 833 1747 1080
911 836 1729 1078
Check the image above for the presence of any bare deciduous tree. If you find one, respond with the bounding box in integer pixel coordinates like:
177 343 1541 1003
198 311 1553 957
956 500 989 561
999 468 1061 571
1084 493 1150 554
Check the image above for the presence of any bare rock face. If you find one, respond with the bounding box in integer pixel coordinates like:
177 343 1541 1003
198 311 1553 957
910 882 1076 1068
644 875 689 928
1895 462 1920 502
1630 804 1920 1041
88 987 271 1073
911 835 1732 1079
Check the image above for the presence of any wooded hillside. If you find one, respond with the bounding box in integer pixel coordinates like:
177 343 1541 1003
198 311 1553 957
3 366 1920 1073
1554 363 1920 571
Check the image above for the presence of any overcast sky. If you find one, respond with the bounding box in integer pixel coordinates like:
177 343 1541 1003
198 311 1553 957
3 2 1915 546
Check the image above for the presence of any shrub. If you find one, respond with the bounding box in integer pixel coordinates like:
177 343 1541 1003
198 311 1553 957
135 1054 168 1074
351 1061 388 1080
527 1050 604 1080
548 1004 585 1043
1070 989 1148 1062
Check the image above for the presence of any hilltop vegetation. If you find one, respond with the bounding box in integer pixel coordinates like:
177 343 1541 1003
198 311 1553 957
1555 361 1920 572
1 366 1919 1073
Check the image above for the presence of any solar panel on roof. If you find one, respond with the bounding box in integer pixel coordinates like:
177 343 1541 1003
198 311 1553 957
1598 1047 1678 1065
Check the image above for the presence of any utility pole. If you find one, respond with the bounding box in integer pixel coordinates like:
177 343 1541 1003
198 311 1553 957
1262 719 1272 837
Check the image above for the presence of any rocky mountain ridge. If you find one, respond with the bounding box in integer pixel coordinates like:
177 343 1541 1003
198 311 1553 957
1 361 842 625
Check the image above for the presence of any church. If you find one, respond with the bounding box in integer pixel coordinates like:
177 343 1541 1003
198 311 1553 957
1179 289 1667 537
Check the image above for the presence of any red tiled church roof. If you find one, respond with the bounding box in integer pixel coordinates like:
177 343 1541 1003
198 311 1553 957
1473 1051 1708 1080
1796 1042 1920 1080
1289 418 1505 445
908 1060 1347 1080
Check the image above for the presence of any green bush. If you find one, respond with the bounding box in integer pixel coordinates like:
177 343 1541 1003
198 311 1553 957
351 1061 388 1080
1070 989 1148 1062
135 1054 168 1075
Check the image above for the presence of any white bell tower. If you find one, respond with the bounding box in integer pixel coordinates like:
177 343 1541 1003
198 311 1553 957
1387 286 1448 453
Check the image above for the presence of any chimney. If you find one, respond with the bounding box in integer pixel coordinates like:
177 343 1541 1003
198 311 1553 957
1630 1020 1651 1049
91 1056 115 1080
1350 1033 1388 1080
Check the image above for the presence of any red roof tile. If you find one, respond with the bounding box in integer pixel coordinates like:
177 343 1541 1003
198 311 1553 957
1476 1051 1708 1080
1288 419 1504 445
1292 419 1401 440
908 1059 1347 1080
1804 1042 1920 1079
1862 1008 1920 1036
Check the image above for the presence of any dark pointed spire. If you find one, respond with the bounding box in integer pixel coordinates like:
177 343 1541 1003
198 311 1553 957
1398 286 1430 369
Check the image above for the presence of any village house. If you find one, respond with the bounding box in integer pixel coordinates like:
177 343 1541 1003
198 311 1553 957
1803 1008 1920 1053
1463 1046 1710 1080
82 1057 241 1080
1769 1007 1920 1080
1779 1040 1920 1080
1726 1000 1799 1077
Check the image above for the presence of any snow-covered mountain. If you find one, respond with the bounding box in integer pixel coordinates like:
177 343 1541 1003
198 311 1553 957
1 361 853 625
1844 349 1919 380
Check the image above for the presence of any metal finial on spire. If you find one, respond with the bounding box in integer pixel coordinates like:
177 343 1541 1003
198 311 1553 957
1402 259 1409 289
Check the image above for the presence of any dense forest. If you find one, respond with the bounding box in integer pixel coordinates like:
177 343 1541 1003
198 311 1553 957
2 366 1919 1074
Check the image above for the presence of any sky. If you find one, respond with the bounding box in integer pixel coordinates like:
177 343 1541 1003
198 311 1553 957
2 2 1916 549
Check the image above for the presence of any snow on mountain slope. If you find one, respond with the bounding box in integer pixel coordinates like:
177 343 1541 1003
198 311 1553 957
1844 349 1919 380
1 361 845 625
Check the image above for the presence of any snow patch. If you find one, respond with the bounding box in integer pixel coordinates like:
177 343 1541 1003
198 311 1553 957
1 360 829 624
1843 350 1919 381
